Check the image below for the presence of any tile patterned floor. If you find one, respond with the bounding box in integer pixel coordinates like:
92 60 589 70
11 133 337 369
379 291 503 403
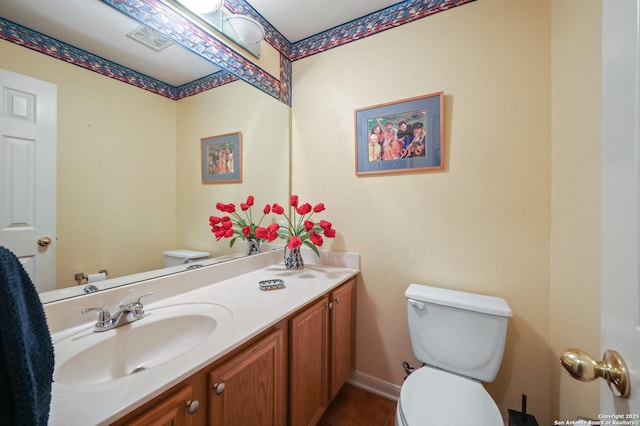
319 383 397 426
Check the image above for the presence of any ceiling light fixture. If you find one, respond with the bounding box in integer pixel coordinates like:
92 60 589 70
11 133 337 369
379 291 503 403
163 0 264 57
223 14 265 45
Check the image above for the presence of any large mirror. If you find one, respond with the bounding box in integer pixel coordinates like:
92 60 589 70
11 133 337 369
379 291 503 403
0 2 291 303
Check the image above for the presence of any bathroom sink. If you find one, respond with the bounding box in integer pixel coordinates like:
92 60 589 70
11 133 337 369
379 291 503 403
53 303 232 386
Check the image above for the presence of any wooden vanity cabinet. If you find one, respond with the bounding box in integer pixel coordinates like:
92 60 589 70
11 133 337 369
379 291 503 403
288 297 329 426
289 279 356 426
114 374 207 426
111 324 285 426
328 279 356 400
110 277 355 426
207 324 286 426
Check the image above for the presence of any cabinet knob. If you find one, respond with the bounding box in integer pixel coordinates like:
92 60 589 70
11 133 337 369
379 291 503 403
334 296 340 303
213 382 226 395
185 400 199 415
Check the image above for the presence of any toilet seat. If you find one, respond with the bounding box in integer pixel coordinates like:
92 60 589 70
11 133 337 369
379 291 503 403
397 366 503 426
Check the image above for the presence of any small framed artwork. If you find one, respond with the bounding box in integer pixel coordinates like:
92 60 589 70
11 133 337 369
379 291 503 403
354 91 444 176
201 132 242 184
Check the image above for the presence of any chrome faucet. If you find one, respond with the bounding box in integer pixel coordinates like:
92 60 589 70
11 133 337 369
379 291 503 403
82 291 154 332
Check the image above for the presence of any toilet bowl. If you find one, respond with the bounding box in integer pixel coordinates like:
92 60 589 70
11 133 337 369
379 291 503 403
396 366 503 425
397 283 512 425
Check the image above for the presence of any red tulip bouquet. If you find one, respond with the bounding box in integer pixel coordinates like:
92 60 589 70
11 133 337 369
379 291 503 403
271 195 336 256
209 195 280 248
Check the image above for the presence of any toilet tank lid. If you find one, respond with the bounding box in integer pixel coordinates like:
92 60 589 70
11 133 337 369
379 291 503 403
405 284 512 317
163 249 210 259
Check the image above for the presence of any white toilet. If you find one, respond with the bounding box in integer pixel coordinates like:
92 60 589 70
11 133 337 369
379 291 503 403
397 283 512 425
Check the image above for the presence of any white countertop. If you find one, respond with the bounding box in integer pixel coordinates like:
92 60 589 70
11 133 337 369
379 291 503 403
45 249 359 426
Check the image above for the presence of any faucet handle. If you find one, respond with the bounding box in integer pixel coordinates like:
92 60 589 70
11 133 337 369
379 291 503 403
119 291 155 308
81 307 112 327
120 291 155 319
136 291 155 305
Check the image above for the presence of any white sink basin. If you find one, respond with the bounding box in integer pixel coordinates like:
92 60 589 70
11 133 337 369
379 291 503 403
53 302 232 386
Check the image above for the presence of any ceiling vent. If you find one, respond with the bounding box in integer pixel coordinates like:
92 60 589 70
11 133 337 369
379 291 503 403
126 25 174 52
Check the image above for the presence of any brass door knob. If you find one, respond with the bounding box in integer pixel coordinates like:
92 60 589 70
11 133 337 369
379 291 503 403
560 348 630 398
37 236 52 247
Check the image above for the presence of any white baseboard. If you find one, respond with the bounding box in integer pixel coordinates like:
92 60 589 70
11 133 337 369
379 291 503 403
347 370 401 401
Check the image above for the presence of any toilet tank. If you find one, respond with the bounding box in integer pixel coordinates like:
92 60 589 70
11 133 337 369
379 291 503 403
405 283 512 382
163 249 210 268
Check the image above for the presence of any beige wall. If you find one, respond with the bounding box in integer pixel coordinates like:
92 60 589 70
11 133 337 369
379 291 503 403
550 0 602 420
291 0 554 423
290 0 604 421
0 40 177 287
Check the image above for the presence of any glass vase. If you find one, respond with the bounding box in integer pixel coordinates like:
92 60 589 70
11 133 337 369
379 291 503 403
283 245 304 269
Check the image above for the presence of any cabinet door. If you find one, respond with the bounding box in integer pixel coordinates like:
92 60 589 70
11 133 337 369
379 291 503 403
124 385 198 426
329 279 356 400
289 297 329 426
208 328 285 426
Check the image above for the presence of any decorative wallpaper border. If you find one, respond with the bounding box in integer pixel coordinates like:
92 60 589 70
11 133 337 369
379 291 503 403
287 0 475 61
228 0 476 62
279 54 292 106
1 0 475 104
177 70 239 99
0 18 178 99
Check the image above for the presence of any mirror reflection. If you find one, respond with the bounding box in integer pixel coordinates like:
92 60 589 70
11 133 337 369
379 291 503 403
0 16 290 303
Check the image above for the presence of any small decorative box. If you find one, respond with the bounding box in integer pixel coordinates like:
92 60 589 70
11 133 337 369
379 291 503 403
259 279 285 291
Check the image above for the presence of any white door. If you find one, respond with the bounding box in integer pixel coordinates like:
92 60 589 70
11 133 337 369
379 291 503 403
601 0 640 413
0 69 57 292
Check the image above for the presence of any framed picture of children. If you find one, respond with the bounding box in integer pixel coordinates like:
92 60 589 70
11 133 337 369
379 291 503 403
354 92 444 176
201 132 242 184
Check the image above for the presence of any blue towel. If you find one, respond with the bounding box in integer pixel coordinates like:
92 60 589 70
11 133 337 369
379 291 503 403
0 246 54 426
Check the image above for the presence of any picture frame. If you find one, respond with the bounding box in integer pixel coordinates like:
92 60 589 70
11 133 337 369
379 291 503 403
201 132 242 184
354 92 444 176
